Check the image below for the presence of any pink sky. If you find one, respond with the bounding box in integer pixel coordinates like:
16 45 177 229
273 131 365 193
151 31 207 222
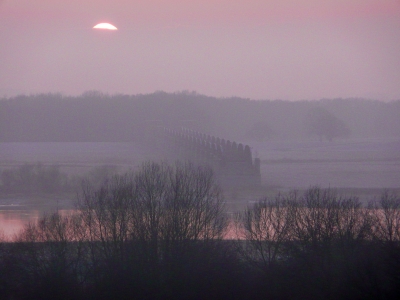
1 0 400 100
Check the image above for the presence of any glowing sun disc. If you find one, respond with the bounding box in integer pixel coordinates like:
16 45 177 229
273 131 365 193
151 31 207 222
93 23 118 30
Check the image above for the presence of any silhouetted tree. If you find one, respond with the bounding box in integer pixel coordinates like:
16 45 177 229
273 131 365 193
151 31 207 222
371 191 400 298
237 187 384 299
305 107 350 141
10 212 87 299
236 193 294 270
372 191 400 243
77 161 229 298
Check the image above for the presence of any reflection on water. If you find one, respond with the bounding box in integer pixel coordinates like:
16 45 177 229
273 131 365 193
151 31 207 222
0 209 40 237
0 207 73 239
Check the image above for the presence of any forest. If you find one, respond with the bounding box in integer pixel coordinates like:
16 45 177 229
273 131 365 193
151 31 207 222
1 91 399 142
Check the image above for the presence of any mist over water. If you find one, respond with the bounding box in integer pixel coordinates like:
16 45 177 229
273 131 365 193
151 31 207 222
1 2 400 298
1 103 399 235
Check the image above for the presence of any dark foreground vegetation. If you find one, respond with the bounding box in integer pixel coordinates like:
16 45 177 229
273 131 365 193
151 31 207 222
0 162 399 299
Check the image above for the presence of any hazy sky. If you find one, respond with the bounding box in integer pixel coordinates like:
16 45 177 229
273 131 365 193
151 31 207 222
1 0 400 100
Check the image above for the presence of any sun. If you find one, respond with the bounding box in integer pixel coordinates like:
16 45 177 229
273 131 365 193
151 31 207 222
93 23 118 30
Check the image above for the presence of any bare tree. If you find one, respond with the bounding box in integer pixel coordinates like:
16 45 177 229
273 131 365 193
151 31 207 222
236 186 377 289
290 187 340 254
77 161 227 279
235 192 295 269
335 197 374 246
372 191 400 243
127 161 170 280
162 162 226 241
78 173 136 265
10 212 88 298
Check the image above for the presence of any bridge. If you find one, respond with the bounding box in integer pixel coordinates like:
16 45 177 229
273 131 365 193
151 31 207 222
150 127 261 187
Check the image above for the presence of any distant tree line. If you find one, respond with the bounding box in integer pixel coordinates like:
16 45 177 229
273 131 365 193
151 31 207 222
0 163 69 194
0 92 399 142
0 163 118 195
0 161 399 299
